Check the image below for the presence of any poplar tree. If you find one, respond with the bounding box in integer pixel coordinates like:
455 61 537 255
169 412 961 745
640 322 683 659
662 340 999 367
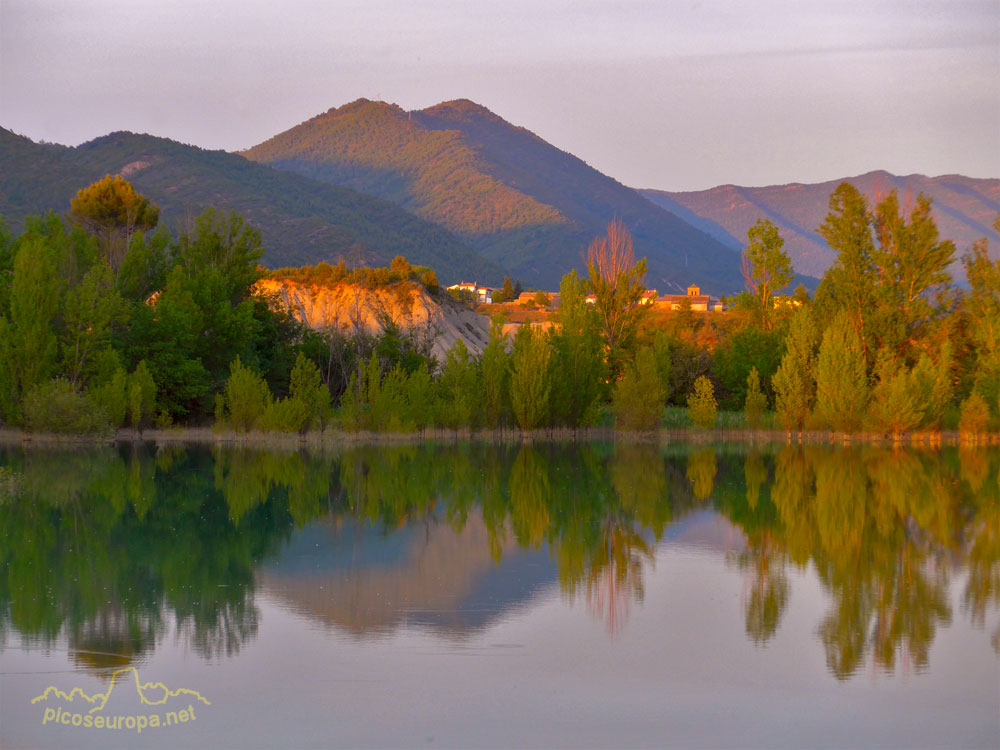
549 270 605 427
480 317 510 429
815 183 876 351
510 325 552 430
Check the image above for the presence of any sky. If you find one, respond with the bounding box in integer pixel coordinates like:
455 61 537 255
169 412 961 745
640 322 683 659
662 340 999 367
1 0 997 191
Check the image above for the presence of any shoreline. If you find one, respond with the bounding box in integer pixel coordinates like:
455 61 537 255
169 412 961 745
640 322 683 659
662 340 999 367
1 425 997 449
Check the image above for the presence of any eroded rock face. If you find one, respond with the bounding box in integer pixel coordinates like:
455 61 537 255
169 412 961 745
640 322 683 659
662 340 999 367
255 279 490 362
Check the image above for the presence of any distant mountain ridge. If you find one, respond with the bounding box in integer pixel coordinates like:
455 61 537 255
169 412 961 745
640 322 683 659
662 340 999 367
0 127 504 284
244 98 747 294
642 172 1000 279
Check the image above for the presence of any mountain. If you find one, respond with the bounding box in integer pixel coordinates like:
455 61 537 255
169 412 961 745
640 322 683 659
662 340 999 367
243 98 746 294
641 172 1000 279
0 127 503 284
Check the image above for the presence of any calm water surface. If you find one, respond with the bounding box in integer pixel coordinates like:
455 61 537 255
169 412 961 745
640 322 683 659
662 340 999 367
1 442 997 749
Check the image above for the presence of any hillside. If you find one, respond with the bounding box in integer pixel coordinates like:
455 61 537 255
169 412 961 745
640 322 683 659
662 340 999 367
0 127 503 284
256 277 491 362
244 99 745 295
642 172 1000 279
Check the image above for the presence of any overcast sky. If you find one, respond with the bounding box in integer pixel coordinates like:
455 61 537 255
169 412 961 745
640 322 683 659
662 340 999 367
1 0 997 190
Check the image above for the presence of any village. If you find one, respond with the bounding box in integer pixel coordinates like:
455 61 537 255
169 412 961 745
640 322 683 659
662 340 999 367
446 281 726 313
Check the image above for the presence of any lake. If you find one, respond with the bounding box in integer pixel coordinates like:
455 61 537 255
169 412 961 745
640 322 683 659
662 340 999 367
1 441 997 749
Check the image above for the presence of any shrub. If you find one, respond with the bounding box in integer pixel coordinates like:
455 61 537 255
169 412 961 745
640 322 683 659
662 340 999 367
289 352 331 429
259 397 311 433
22 379 111 434
687 376 717 429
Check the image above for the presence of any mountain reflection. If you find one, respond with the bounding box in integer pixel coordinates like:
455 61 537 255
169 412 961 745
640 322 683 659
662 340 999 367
0 441 997 679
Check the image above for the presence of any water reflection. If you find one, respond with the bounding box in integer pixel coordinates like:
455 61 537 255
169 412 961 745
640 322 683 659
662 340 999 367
0 441 997 680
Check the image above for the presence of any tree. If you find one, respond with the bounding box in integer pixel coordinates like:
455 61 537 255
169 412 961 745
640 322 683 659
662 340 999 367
872 192 954 352
437 339 481 429
510 325 552 430
500 276 515 303
220 357 272 432
70 175 159 270
772 309 818 431
549 270 606 427
60 260 124 386
815 183 876 350
532 290 551 308
744 367 767 429
742 218 794 331
128 360 157 432
963 217 1000 405
867 353 922 435
586 218 648 376
480 317 510 429
0 236 62 422
687 376 717 429
612 346 664 430
959 391 990 435
289 352 331 429
814 311 868 431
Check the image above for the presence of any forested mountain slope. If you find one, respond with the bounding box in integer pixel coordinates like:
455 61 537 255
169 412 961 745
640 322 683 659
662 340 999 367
0 127 503 284
244 99 745 294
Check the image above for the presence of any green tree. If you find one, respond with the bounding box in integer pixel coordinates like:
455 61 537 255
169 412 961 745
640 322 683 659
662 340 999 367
963 218 1000 405
744 367 767 429
815 183 876 350
687 376 717 429
437 339 481 429
742 218 794 331
480 317 511 429
0 236 63 422
289 352 331 429
60 260 124 386
612 346 664 430
814 311 868 431
872 191 955 355
70 175 159 270
128 360 157 432
220 357 272 432
958 391 990 435
772 309 818 431
510 325 552 430
586 218 648 376
499 276 515 303
867 353 922 435
911 343 953 429
549 270 606 427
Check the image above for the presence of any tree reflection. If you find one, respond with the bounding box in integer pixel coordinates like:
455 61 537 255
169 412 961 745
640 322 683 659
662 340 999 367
0 440 997 678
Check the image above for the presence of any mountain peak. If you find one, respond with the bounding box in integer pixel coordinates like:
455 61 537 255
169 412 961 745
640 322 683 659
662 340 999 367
420 99 503 124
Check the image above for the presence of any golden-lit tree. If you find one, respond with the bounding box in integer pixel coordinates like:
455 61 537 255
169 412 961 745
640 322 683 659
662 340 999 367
586 218 647 376
70 174 159 270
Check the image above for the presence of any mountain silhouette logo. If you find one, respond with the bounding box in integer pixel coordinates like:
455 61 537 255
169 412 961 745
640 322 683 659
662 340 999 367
32 666 210 713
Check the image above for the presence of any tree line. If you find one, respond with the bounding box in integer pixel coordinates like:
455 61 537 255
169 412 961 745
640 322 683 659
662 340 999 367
1 175 998 436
